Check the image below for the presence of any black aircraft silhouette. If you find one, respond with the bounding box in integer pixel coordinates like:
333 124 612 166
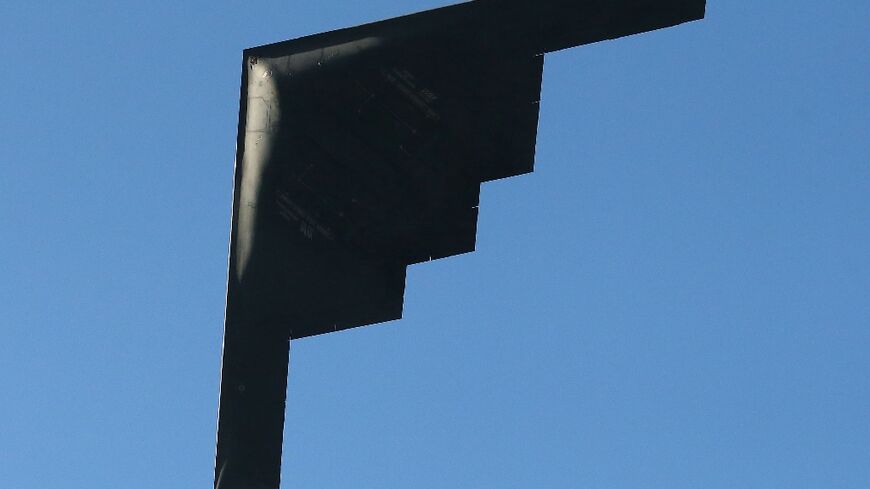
215 1 706 487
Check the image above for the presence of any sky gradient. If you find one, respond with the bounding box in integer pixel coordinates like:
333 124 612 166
1 1 868 488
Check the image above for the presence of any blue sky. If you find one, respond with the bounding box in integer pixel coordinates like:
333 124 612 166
1 1 868 488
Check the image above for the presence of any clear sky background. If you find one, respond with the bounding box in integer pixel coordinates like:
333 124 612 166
1 1 868 488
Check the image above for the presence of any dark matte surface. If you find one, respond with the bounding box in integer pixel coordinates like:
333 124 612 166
216 1 705 487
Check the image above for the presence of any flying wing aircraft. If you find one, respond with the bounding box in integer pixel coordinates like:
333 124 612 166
216 1 706 487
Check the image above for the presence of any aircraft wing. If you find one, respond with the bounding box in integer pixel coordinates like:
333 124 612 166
216 1 705 487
